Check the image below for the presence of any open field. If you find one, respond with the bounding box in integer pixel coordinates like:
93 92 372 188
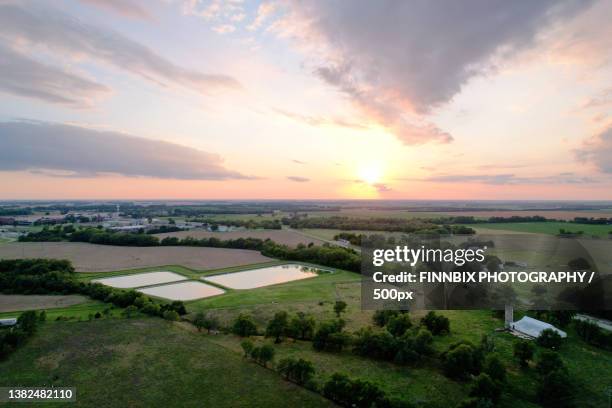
467 221 612 237
0 318 332 408
0 294 87 313
0 299 111 321
155 228 325 247
0 242 272 272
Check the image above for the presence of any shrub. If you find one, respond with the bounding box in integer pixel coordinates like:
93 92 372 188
373 310 402 327
287 312 316 340
386 313 412 337
313 320 348 352
250 344 275 367
469 373 501 404
232 313 258 337
277 357 315 385
537 329 563 350
333 300 347 317
443 342 482 380
323 373 387 408
163 310 179 321
537 369 573 408
265 311 289 343
240 339 254 357
421 311 450 335
513 340 535 368
536 351 565 377
483 353 506 384
121 305 138 318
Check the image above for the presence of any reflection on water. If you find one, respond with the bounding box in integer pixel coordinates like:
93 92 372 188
138 281 225 301
92 271 187 289
204 264 325 289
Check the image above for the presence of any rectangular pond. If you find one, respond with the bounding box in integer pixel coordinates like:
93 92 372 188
138 281 225 301
92 271 187 289
203 263 324 289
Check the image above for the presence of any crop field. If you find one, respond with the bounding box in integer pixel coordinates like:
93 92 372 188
154 228 325 247
0 294 87 313
467 222 612 237
0 242 273 272
0 318 332 408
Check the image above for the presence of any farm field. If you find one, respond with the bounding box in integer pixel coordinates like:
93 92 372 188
154 228 325 247
466 221 612 237
0 318 333 408
0 294 87 313
0 242 272 272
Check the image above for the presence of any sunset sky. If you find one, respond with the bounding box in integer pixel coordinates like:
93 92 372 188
1 0 612 200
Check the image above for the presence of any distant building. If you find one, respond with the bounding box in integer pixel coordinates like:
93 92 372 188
0 318 17 327
511 316 567 339
0 217 15 225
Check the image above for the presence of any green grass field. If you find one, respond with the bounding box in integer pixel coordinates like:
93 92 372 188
467 222 612 237
0 318 332 408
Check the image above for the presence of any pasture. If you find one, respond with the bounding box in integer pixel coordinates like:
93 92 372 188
0 294 87 313
154 228 325 247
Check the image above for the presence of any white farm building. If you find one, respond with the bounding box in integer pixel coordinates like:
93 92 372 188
510 316 567 339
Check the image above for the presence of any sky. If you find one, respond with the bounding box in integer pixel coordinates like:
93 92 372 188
0 0 611 200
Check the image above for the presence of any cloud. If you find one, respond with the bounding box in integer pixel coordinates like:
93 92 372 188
79 0 152 20
292 159 306 165
212 24 236 34
373 183 391 193
413 173 597 185
582 87 612 109
271 0 591 144
0 44 110 107
248 2 277 31
287 176 309 182
0 121 250 180
274 108 367 130
575 126 612 174
0 3 241 95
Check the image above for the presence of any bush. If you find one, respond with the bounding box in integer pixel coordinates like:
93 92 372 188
513 340 535 368
277 357 315 385
574 319 612 350
333 300 347 317
323 373 387 408
537 329 563 350
240 339 254 357
373 310 402 327
537 369 573 408
163 310 179 321
313 320 349 352
483 353 506 384
386 313 412 337
469 373 501 404
536 351 565 377
421 311 450 335
287 312 316 340
265 311 289 343
232 314 258 337
250 344 275 367
443 342 482 380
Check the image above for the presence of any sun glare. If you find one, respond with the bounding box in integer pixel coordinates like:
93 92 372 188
358 163 383 185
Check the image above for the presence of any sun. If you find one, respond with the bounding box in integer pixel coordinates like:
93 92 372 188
357 163 383 185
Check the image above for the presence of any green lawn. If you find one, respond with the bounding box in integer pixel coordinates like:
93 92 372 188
0 318 332 408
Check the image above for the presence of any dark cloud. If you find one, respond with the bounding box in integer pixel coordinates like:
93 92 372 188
277 0 591 144
79 0 152 20
414 173 597 185
0 121 250 180
0 3 241 95
0 44 110 107
575 127 612 173
373 183 391 193
287 176 310 182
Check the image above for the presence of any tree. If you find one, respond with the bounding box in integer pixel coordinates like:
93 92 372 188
469 373 501 404
373 310 401 327
251 344 275 367
313 320 348 352
17 311 38 335
163 310 179 321
241 339 254 358
513 340 535 368
266 311 289 343
288 312 316 340
122 305 138 318
193 312 207 332
232 313 258 337
334 300 347 317
277 357 315 385
203 315 219 334
536 351 565 377
483 353 506 384
38 311 47 322
537 369 573 408
386 313 412 337
443 343 481 380
414 328 434 355
537 329 563 350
